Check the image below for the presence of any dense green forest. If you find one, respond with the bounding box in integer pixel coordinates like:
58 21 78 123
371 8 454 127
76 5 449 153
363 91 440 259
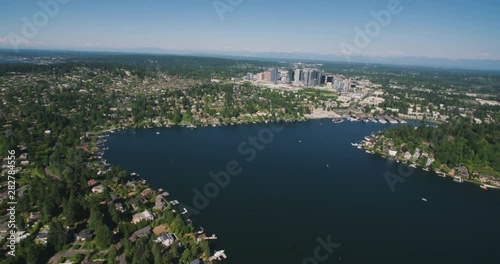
382 120 500 176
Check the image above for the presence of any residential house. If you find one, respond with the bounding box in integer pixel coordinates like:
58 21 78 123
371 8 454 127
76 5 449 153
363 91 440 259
132 210 155 224
87 179 98 187
129 226 152 242
14 231 29 243
75 229 93 241
92 184 106 194
154 233 177 247
115 202 126 213
141 188 154 197
478 174 500 187
154 195 166 210
110 192 119 202
35 230 49 245
412 148 421 160
455 166 469 179
126 181 136 189
26 212 41 225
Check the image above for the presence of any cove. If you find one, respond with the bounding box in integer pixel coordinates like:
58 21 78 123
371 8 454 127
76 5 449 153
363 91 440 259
104 120 500 264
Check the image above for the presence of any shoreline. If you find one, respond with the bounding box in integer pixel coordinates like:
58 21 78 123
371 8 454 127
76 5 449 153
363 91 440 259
355 144 500 190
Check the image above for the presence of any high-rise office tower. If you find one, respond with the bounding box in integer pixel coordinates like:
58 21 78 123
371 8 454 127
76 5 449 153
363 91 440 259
294 69 302 84
287 69 294 84
270 68 279 83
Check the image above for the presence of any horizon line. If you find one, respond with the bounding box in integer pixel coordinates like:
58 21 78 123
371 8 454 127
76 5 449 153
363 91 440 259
1 47 500 72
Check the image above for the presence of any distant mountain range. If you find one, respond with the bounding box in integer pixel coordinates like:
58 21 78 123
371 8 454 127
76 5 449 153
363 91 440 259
119 48 500 72
2 46 500 72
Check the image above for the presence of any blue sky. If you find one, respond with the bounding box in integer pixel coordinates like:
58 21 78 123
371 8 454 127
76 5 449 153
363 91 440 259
0 0 499 60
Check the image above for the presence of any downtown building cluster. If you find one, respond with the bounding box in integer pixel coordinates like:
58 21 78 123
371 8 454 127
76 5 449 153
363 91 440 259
244 67 357 91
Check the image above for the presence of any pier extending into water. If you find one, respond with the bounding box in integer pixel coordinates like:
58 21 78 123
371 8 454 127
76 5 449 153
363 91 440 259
209 250 227 261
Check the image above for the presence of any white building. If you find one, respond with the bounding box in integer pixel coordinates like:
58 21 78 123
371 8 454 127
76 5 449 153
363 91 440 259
154 233 177 247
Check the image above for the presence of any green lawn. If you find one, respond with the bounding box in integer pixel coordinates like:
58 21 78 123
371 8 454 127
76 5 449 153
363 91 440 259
81 241 94 250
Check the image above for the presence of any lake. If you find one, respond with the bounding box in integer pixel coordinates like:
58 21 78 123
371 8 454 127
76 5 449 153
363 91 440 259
104 120 500 264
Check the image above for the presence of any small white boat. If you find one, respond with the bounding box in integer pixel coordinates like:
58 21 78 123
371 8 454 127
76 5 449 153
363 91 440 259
351 143 358 147
156 132 160 135
299 140 302 143
422 198 428 202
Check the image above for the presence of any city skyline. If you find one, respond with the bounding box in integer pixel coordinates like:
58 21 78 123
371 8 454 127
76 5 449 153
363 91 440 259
0 0 500 69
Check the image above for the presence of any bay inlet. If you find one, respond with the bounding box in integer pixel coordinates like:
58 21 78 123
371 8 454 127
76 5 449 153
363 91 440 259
104 120 500 264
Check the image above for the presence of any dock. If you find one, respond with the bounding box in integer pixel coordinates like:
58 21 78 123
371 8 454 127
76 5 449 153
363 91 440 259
453 177 464 183
209 250 227 261
203 234 218 240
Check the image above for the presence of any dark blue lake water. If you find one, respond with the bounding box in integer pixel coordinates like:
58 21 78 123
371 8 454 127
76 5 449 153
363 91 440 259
104 120 500 264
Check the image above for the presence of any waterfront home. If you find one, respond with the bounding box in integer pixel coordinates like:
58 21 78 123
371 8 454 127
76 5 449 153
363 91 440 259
154 233 177 247
141 188 154 197
425 158 435 167
75 229 93 241
92 184 106 194
478 174 500 187
403 152 412 160
125 181 136 189
129 226 152 242
412 148 421 160
132 210 155 224
388 150 397 157
455 166 470 179
154 195 167 210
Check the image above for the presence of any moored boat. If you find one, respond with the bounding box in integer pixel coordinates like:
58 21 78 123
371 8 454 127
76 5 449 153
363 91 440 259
332 118 344 124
